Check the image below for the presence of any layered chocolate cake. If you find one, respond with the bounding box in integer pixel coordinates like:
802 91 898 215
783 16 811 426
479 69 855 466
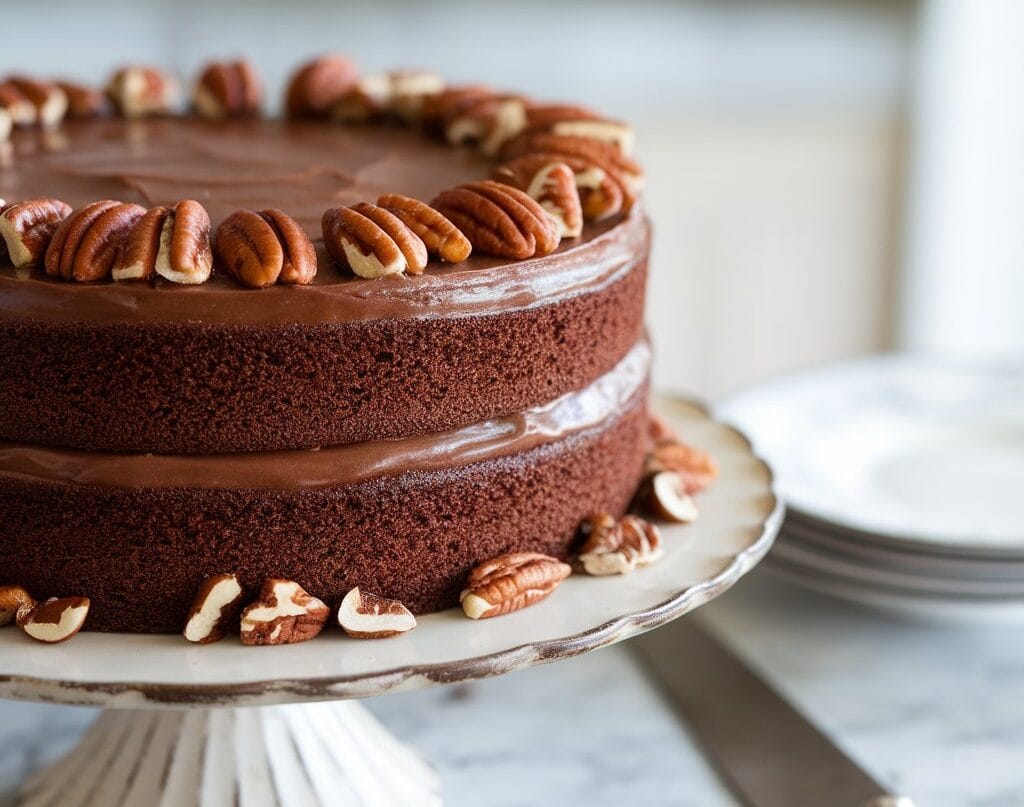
0 59 652 634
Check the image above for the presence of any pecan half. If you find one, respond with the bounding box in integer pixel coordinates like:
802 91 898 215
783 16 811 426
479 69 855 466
215 208 317 288
106 66 178 118
45 200 146 282
113 200 213 284
331 73 393 122
0 82 37 126
646 440 719 495
577 514 663 576
17 596 90 643
5 76 68 128
524 104 635 154
337 588 417 639
445 95 528 157
502 132 644 203
322 202 428 277
0 584 35 627
636 471 699 524
493 158 583 239
285 54 359 118
376 193 471 263
183 573 244 644
431 180 560 260
389 70 446 122
460 552 571 620
193 60 262 119
0 199 72 268
56 81 111 119
240 579 329 646
419 85 494 135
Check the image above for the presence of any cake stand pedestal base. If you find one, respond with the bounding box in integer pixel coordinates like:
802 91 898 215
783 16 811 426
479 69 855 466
17 701 441 807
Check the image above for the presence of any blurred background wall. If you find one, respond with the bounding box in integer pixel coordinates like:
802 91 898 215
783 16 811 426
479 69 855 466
8 0 1003 400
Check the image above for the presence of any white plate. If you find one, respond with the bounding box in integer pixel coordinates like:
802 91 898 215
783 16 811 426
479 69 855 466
717 353 1024 553
0 399 781 708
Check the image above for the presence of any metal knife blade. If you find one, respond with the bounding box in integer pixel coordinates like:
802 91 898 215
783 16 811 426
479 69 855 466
632 619 914 807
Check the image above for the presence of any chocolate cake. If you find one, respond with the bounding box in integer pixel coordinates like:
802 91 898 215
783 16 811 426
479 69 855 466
0 60 651 633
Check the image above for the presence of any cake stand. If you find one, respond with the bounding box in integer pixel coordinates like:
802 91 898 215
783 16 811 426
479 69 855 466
0 400 782 807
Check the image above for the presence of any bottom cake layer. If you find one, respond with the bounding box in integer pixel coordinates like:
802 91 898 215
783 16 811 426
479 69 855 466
0 350 649 633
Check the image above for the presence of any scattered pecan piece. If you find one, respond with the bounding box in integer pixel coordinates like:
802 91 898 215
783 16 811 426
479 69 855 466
183 573 244 644
431 180 560 260
0 82 36 126
215 208 317 288
16 596 90 643
106 66 178 118
56 81 111 118
577 514 663 576
445 95 528 157
461 552 571 620
337 588 417 639
0 585 35 627
376 193 472 263
636 471 699 524
5 76 68 128
240 579 329 646
0 199 72 268
45 200 146 282
322 202 427 278
285 54 359 118
493 158 583 239
648 412 680 446
113 199 213 284
193 60 262 119
647 440 718 495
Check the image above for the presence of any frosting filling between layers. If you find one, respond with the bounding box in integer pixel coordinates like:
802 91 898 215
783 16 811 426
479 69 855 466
0 340 650 489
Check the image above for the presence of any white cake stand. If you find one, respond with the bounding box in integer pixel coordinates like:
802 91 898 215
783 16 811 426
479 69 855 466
0 400 782 807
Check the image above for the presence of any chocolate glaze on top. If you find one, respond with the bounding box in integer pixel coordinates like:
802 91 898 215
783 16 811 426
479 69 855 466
0 118 635 325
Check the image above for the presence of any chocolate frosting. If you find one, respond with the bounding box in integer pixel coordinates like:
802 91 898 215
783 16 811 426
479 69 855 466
0 340 649 489
0 118 638 324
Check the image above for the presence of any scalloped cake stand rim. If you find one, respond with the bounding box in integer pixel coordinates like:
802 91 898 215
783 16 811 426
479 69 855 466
0 398 783 709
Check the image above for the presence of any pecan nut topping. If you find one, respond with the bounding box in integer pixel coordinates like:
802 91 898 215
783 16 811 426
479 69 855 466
577 514 663 576
5 76 68 128
337 588 417 639
17 596 90 643
419 84 494 135
388 70 446 123
637 471 700 524
45 200 146 282
493 158 583 239
331 73 394 123
106 66 179 118
285 54 359 118
193 59 262 119
431 180 560 260
445 94 528 157
215 208 317 288
56 81 111 119
322 202 428 278
498 152 623 222
376 193 472 263
183 573 244 644
524 104 635 154
113 199 213 284
240 579 330 646
460 552 571 620
0 584 35 627
0 199 72 268
0 82 36 126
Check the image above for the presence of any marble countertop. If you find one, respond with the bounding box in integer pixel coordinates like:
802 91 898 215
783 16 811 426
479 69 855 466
3 569 1023 806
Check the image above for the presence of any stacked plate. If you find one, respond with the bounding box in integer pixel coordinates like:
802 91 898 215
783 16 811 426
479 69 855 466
715 353 1024 622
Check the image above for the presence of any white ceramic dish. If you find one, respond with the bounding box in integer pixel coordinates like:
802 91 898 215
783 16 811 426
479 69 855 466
717 353 1024 554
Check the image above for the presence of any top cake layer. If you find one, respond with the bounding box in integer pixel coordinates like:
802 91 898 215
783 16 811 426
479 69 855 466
0 118 648 453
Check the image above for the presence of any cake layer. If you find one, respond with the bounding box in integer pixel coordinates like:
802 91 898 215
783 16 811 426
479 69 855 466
0 118 647 454
0 343 650 632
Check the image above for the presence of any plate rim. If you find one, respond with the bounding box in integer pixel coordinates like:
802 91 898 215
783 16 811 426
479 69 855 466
0 399 783 708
